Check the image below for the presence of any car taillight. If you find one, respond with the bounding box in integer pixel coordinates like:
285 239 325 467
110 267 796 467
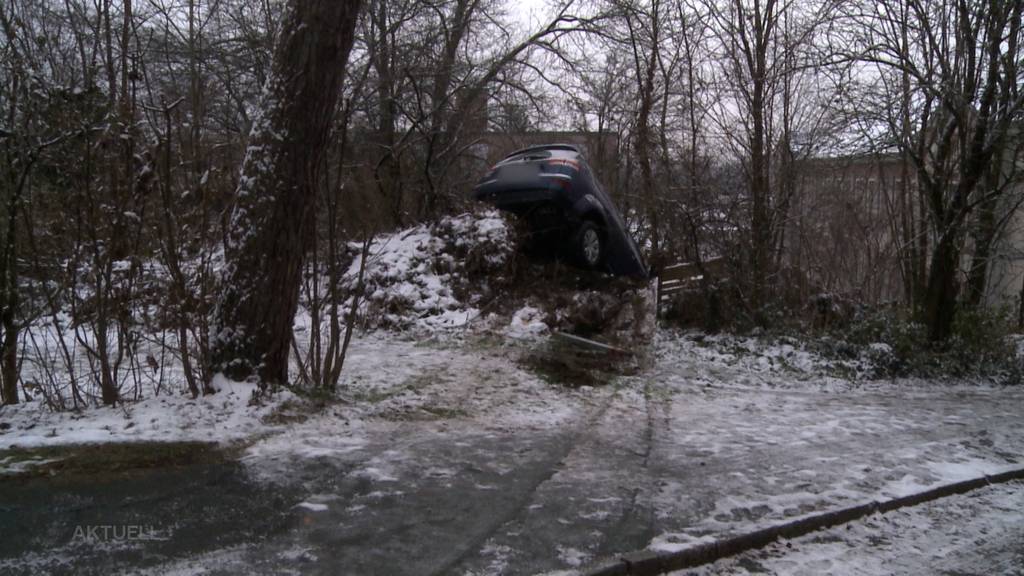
547 159 579 170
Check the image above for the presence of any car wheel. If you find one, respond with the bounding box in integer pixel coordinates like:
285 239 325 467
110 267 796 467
575 220 604 268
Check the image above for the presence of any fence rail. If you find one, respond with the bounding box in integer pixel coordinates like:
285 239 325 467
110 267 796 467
655 257 725 317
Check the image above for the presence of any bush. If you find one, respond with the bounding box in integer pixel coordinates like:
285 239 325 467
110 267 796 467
836 306 1021 383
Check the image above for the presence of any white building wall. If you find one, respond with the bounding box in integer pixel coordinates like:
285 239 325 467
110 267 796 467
985 188 1024 311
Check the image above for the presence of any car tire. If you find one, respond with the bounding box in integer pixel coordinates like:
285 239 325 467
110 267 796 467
575 220 604 268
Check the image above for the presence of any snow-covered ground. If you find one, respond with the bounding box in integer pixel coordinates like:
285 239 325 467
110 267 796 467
2 324 986 457
3 210 1023 574
241 333 589 484
0 211 528 456
0 378 284 452
679 481 1024 575
2 328 1022 575
0 331 575 458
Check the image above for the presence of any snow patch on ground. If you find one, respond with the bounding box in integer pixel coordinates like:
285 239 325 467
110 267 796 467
506 305 549 339
654 331 868 388
682 481 1024 575
649 532 718 553
467 543 515 576
0 378 290 452
653 330 1010 392
556 545 589 567
640 337 1024 561
239 334 587 484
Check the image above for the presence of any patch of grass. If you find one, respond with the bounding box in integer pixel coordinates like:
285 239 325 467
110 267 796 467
522 332 645 388
520 350 604 388
377 404 469 422
0 441 226 481
262 398 319 425
419 405 468 419
413 336 444 348
351 373 441 405
464 331 510 351
350 387 399 404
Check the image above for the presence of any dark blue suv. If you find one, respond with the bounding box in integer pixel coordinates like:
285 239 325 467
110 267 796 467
472 144 647 278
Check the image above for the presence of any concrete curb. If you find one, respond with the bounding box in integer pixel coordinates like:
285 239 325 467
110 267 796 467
582 467 1024 576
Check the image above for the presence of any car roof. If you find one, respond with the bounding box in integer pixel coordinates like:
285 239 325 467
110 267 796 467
501 143 581 160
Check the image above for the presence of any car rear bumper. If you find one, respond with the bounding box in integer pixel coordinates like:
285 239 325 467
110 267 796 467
472 185 560 213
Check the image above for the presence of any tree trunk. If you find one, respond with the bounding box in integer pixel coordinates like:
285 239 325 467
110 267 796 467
0 220 16 405
966 194 997 308
626 3 661 262
742 0 775 315
924 229 961 342
1 317 17 405
898 6 917 308
749 80 769 313
369 0 403 226
209 0 362 389
421 0 475 220
0 119 42 405
1019 272 1024 330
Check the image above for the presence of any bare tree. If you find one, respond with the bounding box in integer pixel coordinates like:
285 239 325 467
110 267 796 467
849 0 1024 340
622 0 666 261
705 0 830 315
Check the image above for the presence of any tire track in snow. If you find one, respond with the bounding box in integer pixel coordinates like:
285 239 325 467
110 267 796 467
595 377 658 559
426 383 623 576
425 381 622 573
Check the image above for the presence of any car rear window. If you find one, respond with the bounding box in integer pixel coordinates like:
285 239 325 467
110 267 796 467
501 150 553 164
498 147 582 166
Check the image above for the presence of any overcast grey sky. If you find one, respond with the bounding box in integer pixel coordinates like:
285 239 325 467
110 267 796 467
509 0 553 29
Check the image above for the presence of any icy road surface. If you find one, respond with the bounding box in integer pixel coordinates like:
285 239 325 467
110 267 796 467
1 333 1022 575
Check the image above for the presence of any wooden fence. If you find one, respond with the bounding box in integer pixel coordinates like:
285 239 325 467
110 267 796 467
655 257 725 317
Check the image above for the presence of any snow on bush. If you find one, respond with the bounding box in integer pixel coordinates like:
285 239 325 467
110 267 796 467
658 326 1024 390
656 331 886 385
346 210 513 331
506 305 549 339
